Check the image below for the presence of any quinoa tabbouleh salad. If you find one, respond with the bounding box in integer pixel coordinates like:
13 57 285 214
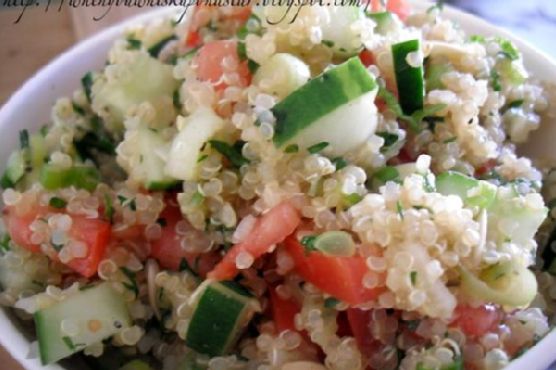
2 1 556 369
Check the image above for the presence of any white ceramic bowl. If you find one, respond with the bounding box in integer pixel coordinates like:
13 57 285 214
1 3 556 370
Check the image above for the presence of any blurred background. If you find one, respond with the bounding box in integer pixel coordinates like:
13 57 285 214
0 0 556 368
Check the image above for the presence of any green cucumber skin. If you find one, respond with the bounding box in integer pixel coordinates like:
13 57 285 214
35 283 131 365
366 12 394 34
40 165 100 192
185 282 250 357
392 39 424 114
272 57 377 147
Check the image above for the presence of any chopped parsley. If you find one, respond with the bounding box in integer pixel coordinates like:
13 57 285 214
173 89 181 110
490 69 502 91
81 72 94 103
247 59 260 74
373 166 400 184
322 40 335 47
284 144 299 153
72 102 86 116
62 336 76 351
120 267 139 297
324 297 340 308
0 234 11 252
19 129 29 150
396 201 404 219
209 140 249 168
300 235 318 254
148 35 178 58
117 195 136 211
307 142 329 154
332 156 348 170
376 131 399 149
507 99 524 109
190 191 205 206
127 38 142 50
197 154 208 163
179 257 200 278
497 38 519 61
104 194 114 224
156 217 167 227
443 136 457 143
469 35 485 43
49 196 67 209
344 193 364 207
410 271 417 285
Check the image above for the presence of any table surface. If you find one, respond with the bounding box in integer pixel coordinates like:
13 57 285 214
1 1 556 369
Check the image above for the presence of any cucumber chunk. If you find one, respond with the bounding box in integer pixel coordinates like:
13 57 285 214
366 11 396 34
40 164 100 191
1 150 26 188
459 261 537 307
165 107 225 181
185 281 257 356
253 53 311 99
135 128 178 191
272 57 378 156
436 171 496 209
321 6 363 57
392 39 424 114
120 359 152 370
35 283 131 365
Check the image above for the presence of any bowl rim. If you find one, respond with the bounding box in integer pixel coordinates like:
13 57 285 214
1 3 556 370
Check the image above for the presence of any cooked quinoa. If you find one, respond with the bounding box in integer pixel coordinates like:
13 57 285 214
1 2 555 370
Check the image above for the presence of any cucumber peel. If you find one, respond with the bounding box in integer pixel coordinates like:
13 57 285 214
392 39 424 114
436 171 496 209
40 164 100 191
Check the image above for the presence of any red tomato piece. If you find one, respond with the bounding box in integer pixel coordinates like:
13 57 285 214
451 304 502 337
284 237 384 305
359 49 375 67
208 202 301 281
149 203 218 277
194 40 251 91
3 206 110 278
185 30 202 48
347 308 382 358
66 217 111 278
370 0 411 21
269 286 301 333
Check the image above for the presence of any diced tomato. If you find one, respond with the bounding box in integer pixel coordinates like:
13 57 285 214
284 237 384 305
451 304 502 337
208 202 301 281
474 159 497 178
185 30 202 48
3 206 110 278
194 40 251 90
65 217 110 278
370 0 411 21
269 286 301 333
347 308 382 358
359 49 375 68
149 203 218 277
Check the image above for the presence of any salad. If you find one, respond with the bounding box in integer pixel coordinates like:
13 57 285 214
1 1 555 369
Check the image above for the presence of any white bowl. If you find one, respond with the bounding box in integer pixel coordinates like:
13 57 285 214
1 3 556 370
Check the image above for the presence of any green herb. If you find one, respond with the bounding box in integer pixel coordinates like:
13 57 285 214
173 89 181 110
406 319 420 331
469 35 485 43
376 131 399 149
148 35 178 58
300 235 318 254
443 136 457 143
324 297 340 308
72 102 85 115
79 284 95 291
191 191 205 206
40 125 49 137
74 116 116 163
49 197 67 209
19 129 29 150
236 14 262 39
497 38 519 61
179 258 200 278
0 173 14 190
197 154 208 163
508 99 524 109
378 84 403 116
396 201 404 219
490 69 502 91
209 140 249 168
156 217 167 227
284 144 299 153
0 234 11 252
182 46 201 61
374 166 400 184
410 271 417 285
426 0 444 13
127 38 142 50
104 194 114 224
307 142 329 154
322 40 335 47
51 241 64 252
403 104 447 132
81 72 94 103
62 336 76 351
120 267 139 296
344 193 363 207
332 156 348 170
248 59 260 74
237 41 248 61
422 174 435 192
